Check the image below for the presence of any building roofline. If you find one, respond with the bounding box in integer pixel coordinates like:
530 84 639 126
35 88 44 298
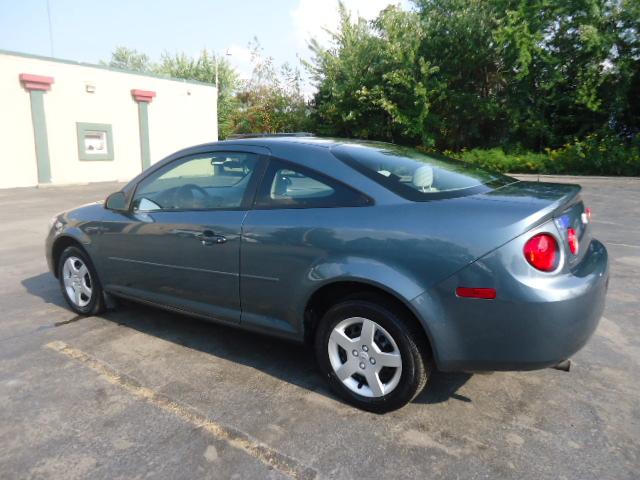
0 48 216 89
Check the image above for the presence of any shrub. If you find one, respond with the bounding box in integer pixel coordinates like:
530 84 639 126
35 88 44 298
450 148 549 174
445 134 640 176
546 134 640 176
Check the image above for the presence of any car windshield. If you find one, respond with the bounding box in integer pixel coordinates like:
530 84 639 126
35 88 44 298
332 142 513 201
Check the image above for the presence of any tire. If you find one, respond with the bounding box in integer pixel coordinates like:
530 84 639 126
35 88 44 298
57 246 106 316
315 293 431 413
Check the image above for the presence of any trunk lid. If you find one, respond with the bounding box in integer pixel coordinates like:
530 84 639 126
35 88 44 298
477 180 589 265
379 180 588 286
478 180 582 225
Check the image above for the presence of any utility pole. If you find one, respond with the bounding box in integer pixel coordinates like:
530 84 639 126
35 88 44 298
215 56 218 92
46 0 54 56
214 49 232 94
214 50 231 140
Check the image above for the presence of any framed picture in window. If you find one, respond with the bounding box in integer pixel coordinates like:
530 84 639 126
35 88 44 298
76 122 114 161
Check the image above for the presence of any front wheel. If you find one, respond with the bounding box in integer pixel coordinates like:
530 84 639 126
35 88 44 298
315 295 431 413
58 246 105 316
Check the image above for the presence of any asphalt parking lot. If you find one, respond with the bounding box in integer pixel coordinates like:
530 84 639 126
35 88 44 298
1 175 639 480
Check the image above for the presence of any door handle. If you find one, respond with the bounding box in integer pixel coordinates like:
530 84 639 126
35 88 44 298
170 228 227 245
85 226 107 235
199 229 227 245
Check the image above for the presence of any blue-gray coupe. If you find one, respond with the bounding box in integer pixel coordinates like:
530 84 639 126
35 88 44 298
46 135 609 412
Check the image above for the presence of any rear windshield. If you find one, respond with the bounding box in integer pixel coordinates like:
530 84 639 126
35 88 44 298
332 142 513 201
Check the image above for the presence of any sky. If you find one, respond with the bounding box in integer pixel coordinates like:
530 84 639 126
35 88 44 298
0 0 410 92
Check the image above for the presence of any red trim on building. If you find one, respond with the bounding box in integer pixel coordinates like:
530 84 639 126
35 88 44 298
131 89 156 103
20 73 54 91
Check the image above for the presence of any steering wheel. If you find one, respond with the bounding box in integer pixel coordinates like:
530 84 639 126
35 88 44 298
176 183 209 208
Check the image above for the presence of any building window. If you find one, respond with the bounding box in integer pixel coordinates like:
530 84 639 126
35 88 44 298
76 122 114 161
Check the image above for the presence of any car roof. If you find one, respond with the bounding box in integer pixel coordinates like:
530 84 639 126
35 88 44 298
190 136 395 151
120 136 401 202
219 136 338 149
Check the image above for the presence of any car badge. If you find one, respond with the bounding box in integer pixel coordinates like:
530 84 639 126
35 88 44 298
556 214 571 229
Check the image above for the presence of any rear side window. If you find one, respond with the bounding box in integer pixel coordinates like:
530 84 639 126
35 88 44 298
332 143 513 201
255 159 371 209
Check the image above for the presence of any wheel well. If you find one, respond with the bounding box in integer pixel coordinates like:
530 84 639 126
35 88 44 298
51 236 85 277
303 281 432 355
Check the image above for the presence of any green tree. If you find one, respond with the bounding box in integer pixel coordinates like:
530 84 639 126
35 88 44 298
491 0 638 148
309 0 639 151
102 46 153 72
232 39 309 134
308 3 438 144
603 0 640 137
413 0 507 149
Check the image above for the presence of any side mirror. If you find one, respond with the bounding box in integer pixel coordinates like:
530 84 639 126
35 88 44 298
105 191 127 211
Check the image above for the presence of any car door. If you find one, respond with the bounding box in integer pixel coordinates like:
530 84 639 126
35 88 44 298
97 149 266 323
240 158 372 335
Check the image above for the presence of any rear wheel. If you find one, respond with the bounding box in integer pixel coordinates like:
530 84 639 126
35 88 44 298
315 295 431 413
58 246 105 315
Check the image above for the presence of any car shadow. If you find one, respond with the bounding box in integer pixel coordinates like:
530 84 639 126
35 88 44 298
22 272 474 406
414 371 473 404
21 272 68 308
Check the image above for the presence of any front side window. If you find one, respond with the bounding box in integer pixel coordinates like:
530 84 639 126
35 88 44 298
255 159 370 209
332 142 514 201
132 152 260 211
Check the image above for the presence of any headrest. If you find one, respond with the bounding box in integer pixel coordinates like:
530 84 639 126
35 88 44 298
412 165 434 191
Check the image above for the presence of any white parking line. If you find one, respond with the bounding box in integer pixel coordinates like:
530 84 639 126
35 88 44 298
45 340 317 480
608 243 640 249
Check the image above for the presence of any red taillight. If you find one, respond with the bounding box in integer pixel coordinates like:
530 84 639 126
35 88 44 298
523 233 559 271
456 287 497 299
585 207 592 220
567 227 579 255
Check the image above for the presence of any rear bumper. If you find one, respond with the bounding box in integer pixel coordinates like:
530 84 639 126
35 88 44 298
412 238 609 372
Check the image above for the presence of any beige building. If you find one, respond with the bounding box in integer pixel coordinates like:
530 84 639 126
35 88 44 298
0 50 217 189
